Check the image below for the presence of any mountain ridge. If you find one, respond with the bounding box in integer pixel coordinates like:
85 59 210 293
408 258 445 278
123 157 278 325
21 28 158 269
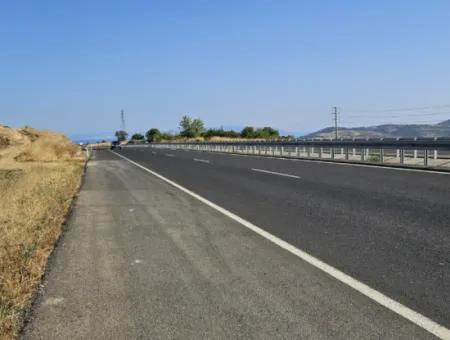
306 119 450 138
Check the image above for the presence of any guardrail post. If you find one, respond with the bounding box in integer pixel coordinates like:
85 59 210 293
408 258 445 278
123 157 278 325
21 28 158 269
414 137 417 159
307 146 311 157
361 148 364 161
380 148 384 163
434 150 437 160
331 147 335 160
345 147 349 160
296 146 300 157
424 149 428 167
400 149 404 164
319 147 322 159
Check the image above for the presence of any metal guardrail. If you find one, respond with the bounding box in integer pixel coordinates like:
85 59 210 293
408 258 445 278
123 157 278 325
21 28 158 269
149 140 450 170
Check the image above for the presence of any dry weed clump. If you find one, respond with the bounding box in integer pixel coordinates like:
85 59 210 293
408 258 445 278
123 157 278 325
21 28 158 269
0 125 85 339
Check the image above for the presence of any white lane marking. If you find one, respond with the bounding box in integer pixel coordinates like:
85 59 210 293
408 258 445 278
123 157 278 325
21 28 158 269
193 158 210 164
165 153 174 157
111 150 450 339
252 168 300 179
161 148 450 176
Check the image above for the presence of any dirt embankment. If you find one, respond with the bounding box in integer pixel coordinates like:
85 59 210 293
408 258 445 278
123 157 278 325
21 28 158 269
0 125 85 339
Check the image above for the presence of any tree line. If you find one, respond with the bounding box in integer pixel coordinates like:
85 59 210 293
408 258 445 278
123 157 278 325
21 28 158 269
115 115 280 142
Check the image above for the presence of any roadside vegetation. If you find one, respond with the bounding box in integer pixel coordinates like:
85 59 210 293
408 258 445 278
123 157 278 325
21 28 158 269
0 125 85 339
117 115 284 144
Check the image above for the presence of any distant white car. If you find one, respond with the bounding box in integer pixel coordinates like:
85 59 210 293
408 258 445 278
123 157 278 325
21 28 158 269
110 141 122 150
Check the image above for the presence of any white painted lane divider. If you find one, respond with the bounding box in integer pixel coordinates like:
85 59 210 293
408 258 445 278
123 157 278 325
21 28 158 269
169 147 450 175
252 168 300 179
193 158 210 164
111 150 450 339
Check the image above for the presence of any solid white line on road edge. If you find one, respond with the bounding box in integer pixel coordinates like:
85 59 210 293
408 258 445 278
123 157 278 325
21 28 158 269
252 168 300 179
111 150 450 339
193 158 210 163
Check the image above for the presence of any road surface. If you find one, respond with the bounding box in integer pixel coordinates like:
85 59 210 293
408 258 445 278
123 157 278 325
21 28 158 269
23 149 449 339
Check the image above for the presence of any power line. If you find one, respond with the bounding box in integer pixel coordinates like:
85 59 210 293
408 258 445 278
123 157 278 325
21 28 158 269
346 104 450 113
347 111 450 119
340 118 446 126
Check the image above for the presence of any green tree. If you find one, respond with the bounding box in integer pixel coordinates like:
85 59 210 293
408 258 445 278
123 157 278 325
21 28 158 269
179 115 192 137
131 133 144 140
160 132 176 140
190 118 205 137
241 126 255 138
179 115 204 137
145 128 161 142
224 130 240 138
254 127 279 139
115 130 128 142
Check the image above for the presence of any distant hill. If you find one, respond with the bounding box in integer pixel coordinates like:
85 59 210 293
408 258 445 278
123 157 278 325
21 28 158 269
306 119 450 139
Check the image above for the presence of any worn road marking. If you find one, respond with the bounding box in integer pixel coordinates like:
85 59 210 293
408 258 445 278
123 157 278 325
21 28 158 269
165 153 174 157
252 168 300 179
43 297 64 306
111 150 450 339
193 158 210 164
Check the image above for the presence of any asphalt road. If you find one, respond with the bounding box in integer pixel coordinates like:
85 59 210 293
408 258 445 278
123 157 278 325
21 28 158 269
23 150 439 339
112 146 450 329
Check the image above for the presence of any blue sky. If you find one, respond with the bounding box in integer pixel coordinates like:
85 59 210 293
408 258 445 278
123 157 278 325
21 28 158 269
1 1 450 138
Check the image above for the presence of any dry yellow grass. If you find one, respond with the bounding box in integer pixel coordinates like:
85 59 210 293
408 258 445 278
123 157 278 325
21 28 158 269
0 125 85 339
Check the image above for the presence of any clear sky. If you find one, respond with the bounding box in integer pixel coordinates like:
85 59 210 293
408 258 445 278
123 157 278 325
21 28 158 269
1 1 450 138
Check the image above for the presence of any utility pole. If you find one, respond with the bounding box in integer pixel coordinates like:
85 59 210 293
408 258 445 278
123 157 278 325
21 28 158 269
332 106 338 140
120 109 126 131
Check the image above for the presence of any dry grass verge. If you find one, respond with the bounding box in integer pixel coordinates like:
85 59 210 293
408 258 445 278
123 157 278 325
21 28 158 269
0 125 85 339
